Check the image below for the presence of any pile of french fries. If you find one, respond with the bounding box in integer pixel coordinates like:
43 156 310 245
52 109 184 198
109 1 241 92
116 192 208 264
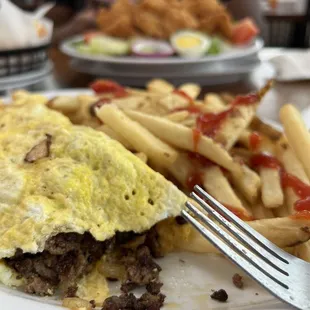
8 79 310 262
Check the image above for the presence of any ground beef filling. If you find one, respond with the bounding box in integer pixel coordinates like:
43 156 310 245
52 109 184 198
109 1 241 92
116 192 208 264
6 229 167 309
6 233 111 296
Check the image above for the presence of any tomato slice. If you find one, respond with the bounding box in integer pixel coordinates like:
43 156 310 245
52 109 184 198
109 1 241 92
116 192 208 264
84 32 100 44
232 18 259 45
90 80 128 97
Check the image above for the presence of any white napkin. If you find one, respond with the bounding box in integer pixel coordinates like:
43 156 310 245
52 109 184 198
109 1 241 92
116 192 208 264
269 50 310 82
0 0 53 51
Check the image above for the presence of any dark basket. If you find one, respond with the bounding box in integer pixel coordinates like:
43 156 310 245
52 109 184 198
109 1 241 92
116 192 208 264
0 44 50 77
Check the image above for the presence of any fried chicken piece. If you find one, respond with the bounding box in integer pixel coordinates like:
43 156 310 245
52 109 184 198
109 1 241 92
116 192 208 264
162 7 199 37
133 7 166 39
139 0 170 14
96 0 135 38
182 0 223 18
199 13 233 39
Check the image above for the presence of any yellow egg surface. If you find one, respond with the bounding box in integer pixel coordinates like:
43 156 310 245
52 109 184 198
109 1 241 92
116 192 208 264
175 36 202 49
0 103 186 259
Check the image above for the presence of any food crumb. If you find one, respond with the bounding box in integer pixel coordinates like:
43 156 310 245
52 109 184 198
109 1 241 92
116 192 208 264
89 300 96 308
232 273 243 289
210 289 228 302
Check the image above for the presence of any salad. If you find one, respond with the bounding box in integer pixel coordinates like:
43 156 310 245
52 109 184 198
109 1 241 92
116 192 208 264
73 18 259 59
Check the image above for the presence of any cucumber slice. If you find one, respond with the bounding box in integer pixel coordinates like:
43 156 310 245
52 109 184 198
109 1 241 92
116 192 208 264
89 36 129 56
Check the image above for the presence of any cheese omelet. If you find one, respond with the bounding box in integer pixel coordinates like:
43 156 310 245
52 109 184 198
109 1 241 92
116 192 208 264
0 102 186 259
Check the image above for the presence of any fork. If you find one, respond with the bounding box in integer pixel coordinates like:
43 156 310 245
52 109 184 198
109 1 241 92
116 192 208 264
182 185 310 310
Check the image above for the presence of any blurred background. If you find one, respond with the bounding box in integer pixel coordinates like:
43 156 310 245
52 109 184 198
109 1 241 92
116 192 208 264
10 0 310 48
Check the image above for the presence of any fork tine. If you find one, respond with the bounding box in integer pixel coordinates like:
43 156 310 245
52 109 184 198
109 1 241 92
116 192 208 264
185 201 289 288
194 185 289 263
190 192 289 275
181 209 295 305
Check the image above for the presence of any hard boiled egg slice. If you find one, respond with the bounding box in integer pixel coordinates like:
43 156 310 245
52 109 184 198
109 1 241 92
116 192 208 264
171 30 211 58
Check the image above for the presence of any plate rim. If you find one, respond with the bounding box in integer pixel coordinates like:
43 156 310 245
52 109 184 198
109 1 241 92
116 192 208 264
60 36 264 65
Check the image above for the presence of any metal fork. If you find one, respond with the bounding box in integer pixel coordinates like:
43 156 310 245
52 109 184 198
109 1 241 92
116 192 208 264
182 185 310 310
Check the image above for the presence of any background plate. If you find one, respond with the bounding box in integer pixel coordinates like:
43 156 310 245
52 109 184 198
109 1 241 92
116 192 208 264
61 36 263 65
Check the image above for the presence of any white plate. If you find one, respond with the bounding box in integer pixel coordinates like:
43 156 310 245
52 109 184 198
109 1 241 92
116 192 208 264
61 36 264 66
70 58 261 87
0 89 294 310
0 61 53 92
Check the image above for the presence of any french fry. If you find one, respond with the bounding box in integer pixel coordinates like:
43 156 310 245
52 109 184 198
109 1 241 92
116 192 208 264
250 116 281 140
259 168 284 208
280 104 310 180
47 96 80 113
68 95 98 126
96 105 178 167
238 130 276 154
112 96 146 111
230 164 261 205
203 94 227 113
167 153 193 188
126 110 261 200
134 152 148 163
293 240 310 262
165 110 189 123
146 79 174 94
176 216 310 254
158 93 189 111
215 105 257 150
178 83 201 100
202 165 252 219
125 110 240 173
276 138 310 214
251 201 275 219
97 125 134 150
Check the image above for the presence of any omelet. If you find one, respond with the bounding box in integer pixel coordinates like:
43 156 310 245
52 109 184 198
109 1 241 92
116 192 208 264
0 102 187 299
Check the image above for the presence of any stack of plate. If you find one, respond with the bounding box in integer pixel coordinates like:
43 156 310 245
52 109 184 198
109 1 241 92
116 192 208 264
61 36 264 86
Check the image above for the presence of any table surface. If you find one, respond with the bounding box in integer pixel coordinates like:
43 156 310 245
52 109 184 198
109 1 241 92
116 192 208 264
34 47 308 124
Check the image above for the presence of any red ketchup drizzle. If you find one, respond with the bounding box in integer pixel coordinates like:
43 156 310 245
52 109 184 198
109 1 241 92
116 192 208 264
90 80 128 98
196 109 232 138
194 92 259 142
192 128 201 152
173 90 194 105
250 153 282 169
223 204 254 221
249 132 262 152
173 106 201 114
281 172 310 212
186 152 215 191
232 93 259 106
250 153 310 214
290 210 310 220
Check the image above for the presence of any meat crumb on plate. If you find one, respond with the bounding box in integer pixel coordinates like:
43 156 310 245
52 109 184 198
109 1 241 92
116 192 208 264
232 273 244 289
210 289 228 302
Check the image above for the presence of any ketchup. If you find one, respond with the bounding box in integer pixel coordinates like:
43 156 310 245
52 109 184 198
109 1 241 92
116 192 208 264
173 106 201 114
186 152 215 191
192 129 201 152
196 109 232 138
90 80 128 98
250 153 282 169
290 210 310 220
173 90 194 105
186 172 203 191
193 91 259 145
224 204 254 221
187 152 215 167
251 152 310 214
232 93 259 106
249 132 262 152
